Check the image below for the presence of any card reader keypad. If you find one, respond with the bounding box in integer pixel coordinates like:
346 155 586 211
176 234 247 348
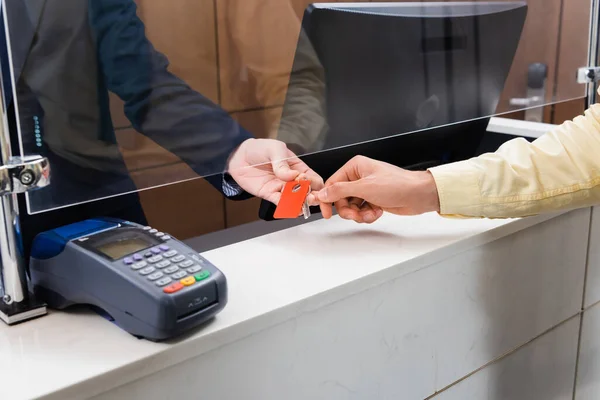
164 266 179 274
132 261 147 270
155 277 172 287
140 266 156 275
172 271 187 280
148 255 163 263
171 255 185 263
148 271 164 281
122 236 211 294
187 265 202 274
156 260 171 269
163 250 178 258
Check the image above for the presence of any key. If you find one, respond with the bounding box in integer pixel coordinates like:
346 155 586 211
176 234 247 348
274 179 311 219
301 192 311 219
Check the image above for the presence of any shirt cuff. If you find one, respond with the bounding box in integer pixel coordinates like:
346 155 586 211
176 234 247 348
428 160 483 218
222 173 244 198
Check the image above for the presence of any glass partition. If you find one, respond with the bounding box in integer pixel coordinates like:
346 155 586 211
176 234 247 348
0 0 594 215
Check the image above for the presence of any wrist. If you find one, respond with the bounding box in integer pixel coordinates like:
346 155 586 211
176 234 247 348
226 138 251 172
416 171 440 213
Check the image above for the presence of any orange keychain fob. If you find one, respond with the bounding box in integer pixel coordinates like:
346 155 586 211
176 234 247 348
274 179 311 219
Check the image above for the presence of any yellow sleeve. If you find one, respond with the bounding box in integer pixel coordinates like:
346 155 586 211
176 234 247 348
428 100 600 219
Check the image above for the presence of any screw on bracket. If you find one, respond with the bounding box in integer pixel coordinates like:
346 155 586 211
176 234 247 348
19 170 34 186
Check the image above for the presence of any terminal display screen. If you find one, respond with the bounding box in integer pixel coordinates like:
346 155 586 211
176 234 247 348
96 237 153 260
76 226 164 261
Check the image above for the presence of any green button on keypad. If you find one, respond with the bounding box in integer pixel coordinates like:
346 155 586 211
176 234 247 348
194 271 210 281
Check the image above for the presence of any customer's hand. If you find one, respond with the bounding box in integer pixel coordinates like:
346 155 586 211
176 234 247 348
227 139 323 205
317 156 440 223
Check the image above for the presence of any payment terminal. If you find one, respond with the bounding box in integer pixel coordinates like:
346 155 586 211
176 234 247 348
28 218 227 341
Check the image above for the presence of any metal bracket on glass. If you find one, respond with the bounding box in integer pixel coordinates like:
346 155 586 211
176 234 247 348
0 154 50 325
0 155 50 195
577 66 600 84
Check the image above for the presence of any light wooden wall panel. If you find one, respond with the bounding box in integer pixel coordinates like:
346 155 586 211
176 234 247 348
135 0 219 103
117 0 226 238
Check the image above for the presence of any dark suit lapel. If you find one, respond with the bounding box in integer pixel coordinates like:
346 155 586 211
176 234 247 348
5 0 46 83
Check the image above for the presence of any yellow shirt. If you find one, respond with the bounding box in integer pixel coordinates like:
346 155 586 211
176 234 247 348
429 93 600 219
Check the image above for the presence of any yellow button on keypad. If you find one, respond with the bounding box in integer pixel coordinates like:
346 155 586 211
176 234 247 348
180 276 195 286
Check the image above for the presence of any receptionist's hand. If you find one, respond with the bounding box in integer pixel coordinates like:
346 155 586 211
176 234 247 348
227 139 324 205
317 156 440 223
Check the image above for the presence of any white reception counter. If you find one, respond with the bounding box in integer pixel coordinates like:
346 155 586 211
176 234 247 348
2 207 600 400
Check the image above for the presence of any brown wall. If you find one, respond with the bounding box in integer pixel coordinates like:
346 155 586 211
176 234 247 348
111 0 591 239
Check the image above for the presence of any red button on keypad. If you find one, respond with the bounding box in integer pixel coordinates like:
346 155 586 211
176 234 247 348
163 282 184 294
